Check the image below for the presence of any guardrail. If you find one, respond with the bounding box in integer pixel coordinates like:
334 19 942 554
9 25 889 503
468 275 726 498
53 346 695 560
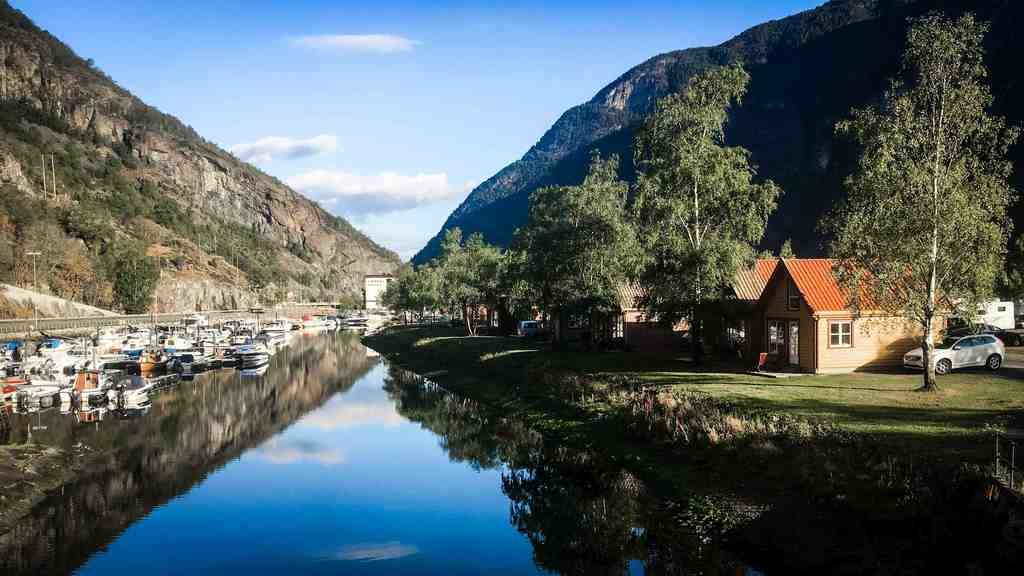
0 303 348 337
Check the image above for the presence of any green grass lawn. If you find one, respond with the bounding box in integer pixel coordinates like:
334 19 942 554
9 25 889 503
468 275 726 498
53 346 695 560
368 324 1024 462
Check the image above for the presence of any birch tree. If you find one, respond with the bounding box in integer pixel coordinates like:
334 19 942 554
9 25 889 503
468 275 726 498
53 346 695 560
828 13 1018 391
633 64 781 359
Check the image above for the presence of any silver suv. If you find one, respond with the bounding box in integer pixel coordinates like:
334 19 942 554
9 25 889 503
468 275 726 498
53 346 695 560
903 334 1004 374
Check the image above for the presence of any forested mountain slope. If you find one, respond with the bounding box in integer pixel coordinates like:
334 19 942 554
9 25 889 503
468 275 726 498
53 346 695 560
414 0 1024 263
0 1 398 313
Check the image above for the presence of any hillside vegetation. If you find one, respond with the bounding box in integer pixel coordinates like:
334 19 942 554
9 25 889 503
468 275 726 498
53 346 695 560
0 2 398 312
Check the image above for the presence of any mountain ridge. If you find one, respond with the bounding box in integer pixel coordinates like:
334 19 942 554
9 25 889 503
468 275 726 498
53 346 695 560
415 0 1024 265
0 1 399 312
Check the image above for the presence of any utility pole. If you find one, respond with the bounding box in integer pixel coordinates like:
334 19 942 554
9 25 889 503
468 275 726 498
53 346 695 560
50 154 56 199
40 154 46 198
26 251 40 339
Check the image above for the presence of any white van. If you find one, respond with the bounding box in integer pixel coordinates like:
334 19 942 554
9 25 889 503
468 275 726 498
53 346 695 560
977 301 1015 330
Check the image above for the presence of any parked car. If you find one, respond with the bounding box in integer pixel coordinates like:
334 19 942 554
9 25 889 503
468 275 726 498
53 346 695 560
944 322 1024 347
517 320 543 338
903 334 1004 374
944 323 1002 339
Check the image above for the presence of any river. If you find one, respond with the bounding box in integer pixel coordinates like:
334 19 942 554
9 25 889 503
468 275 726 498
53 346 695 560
0 332 756 575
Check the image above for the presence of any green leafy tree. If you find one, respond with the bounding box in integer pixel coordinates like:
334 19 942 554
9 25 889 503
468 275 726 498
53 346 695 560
779 239 796 259
515 153 639 344
827 13 1018 391
633 63 781 358
382 264 441 320
110 244 160 313
435 228 502 335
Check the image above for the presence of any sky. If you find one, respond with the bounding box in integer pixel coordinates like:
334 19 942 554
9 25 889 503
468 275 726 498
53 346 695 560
15 0 822 260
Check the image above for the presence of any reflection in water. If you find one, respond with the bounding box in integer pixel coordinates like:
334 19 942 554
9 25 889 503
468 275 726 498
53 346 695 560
0 332 377 576
2 337 757 575
338 541 421 562
383 366 754 575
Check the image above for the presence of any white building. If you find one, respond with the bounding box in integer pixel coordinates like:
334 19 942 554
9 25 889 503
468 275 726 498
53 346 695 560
364 274 394 310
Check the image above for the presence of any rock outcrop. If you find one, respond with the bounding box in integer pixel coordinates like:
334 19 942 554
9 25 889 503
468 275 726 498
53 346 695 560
0 2 399 310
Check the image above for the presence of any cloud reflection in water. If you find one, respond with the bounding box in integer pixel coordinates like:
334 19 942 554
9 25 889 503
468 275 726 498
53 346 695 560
255 438 345 466
338 541 419 562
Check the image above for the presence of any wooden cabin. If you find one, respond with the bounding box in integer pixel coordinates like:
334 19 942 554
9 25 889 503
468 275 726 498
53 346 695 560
747 259 929 374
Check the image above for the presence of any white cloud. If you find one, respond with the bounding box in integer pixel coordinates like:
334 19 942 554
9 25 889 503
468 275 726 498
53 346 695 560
229 134 337 164
287 170 459 215
289 34 419 54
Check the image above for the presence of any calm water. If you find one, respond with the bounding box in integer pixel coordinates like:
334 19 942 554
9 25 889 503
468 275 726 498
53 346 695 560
0 332 752 575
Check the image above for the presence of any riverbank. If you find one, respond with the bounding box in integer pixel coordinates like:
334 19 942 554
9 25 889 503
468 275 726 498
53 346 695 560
364 324 1024 573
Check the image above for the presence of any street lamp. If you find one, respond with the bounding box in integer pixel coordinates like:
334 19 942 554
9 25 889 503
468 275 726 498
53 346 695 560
26 251 40 338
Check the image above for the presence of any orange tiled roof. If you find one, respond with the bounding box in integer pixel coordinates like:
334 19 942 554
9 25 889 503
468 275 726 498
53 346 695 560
733 259 779 301
782 258 857 313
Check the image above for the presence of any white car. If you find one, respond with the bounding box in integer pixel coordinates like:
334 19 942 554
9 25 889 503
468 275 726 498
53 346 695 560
903 334 1004 374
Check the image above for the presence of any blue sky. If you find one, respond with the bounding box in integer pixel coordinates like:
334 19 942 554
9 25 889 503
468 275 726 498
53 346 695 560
15 0 821 260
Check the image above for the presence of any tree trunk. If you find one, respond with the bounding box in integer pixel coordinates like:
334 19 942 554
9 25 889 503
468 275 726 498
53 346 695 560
552 309 565 350
463 303 475 336
921 312 939 391
691 306 704 365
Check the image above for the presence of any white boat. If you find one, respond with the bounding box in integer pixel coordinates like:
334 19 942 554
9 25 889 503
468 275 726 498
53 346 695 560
95 326 127 350
183 314 208 329
15 383 61 409
108 374 154 409
263 320 290 334
161 335 194 354
236 344 270 369
238 364 269 377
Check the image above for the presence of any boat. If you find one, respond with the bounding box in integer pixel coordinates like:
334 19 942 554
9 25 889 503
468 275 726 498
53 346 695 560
161 335 194 355
169 352 207 375
238 364 269 377
108 374 154 409
263 320 291 336
70 370 115 407
14 383 61 410
301 315 331 329
182 313 208 329
236 344 270 369
139 349 168 374
1 376 25 401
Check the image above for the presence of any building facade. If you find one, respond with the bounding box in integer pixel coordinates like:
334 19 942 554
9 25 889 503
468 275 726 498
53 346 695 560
745 259 934 373
363 274 394 310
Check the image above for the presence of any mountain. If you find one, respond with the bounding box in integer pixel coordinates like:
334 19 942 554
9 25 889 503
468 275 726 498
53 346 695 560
413 0 1024 264
0 1 399 313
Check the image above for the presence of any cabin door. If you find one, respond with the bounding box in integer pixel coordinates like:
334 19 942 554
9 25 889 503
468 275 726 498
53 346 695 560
788 321 799 365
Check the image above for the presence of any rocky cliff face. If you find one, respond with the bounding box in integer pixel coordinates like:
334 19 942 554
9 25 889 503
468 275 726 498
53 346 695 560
414 0 1024 263
0 2 398 310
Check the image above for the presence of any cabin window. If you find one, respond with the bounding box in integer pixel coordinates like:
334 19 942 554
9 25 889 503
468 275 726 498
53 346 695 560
829 320 853 348
787 281 800 310
998 306 1007 312
768 320 786 355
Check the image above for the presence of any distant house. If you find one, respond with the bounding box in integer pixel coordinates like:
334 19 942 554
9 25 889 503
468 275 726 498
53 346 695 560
744 259 931 373
363 274 394 310
618 284 684 353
